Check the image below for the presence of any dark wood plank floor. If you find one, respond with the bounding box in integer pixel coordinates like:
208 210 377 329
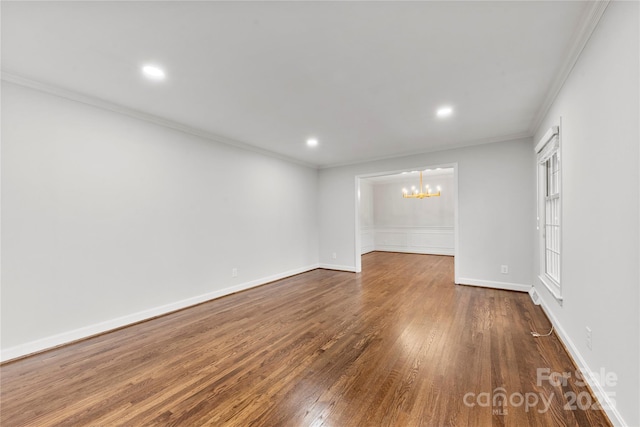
1 252 611 426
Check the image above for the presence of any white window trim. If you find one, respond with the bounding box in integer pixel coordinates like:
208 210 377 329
536 125 563 304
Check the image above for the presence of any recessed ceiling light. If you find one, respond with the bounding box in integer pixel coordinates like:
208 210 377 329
436 106 453 118
142 64 166 81
307 138 318 147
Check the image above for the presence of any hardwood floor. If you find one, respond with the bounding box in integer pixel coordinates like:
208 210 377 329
1 253 611 426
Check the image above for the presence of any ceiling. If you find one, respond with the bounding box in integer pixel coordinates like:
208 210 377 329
2 1 592 168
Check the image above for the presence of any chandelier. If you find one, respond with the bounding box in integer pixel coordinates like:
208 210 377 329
402 171 441 199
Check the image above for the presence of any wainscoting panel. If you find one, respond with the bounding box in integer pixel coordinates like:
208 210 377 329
361 227 454 256
361 228 375 254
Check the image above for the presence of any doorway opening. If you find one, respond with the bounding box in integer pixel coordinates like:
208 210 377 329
354 164 459 282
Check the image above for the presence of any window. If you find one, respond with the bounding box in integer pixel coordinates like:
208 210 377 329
544 152 560 282
536 125 562 302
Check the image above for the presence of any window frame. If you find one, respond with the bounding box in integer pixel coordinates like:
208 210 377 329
535 125 563 303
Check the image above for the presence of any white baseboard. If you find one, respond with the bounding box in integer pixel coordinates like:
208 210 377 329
318 263 357 272
537 296 626 426
456 277 531 292
375 246 455 256
0 263 320 363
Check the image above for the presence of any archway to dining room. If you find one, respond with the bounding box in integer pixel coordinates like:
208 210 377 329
354 164 459 282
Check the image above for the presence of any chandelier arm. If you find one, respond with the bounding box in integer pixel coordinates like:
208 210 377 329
400 170 441 198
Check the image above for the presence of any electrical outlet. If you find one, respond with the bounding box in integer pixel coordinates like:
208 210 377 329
332 252 337 260
232 268 238 278
501 265 509 274
585 327 592 350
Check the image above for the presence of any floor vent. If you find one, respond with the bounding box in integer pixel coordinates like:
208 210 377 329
529 287 541 305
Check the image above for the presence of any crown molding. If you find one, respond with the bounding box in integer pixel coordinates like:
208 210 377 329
1 71 318 170
3 71 532 172
318 133 533 170
528 0 610 135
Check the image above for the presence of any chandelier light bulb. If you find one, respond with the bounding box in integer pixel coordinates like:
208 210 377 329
400 171 442 199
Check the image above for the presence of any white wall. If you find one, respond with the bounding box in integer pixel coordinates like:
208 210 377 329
1 82 319 359
319 137 534 290
532 2 639 425
372 172 454 228
358 179 374 254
